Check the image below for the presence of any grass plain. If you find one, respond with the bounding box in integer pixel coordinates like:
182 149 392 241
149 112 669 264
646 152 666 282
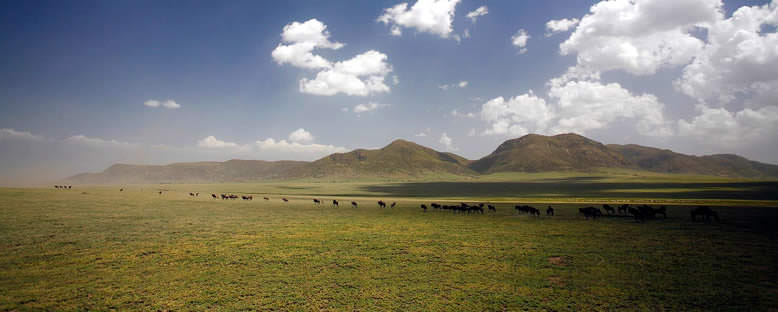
1 171 777 311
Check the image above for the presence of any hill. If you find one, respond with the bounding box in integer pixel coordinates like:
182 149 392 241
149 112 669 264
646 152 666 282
469 133 629 173
66 134 778 184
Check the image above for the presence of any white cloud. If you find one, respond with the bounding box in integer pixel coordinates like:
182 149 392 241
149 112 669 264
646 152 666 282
378 0 461 39
271 19 344 69
439 80 468 90
0 128 45 141
467 128 476 137
353 102 389 113
144 99 180 109
439 132 456 150
545 18 579 36
511 29 530 54
392 75 400 85
288 128 315 143
254 138 348 156
479 91 554 136
299 50 393 96
675 1 778 106
559 0 721 76
466 6 488 23
463 28 470 38
198 136 239 148
548 80 672 136
414 132 427 137
458 81 468 88
678 104 778 145
66 135 138 148
450 109 475 118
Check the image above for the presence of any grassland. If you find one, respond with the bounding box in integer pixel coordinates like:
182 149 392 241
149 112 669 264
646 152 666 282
1 173 777 310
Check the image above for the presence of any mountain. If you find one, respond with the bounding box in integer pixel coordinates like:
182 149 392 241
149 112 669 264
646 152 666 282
66 159 307 184
469 133 629 173
66 134 778 184
290 139 475 178
470 133 778 178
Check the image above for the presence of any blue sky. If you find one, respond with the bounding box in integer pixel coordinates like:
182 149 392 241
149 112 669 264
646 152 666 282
1 0 777 184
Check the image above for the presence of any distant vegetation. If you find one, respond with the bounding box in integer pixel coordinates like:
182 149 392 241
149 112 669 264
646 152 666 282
66 133 778 184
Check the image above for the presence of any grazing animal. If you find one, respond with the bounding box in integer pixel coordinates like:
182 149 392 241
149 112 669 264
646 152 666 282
332 199 339 207
189 193 195 197
431 203 441 210
528 207 540 216
313 198 321 205
579 207 602 219
390 202 396 208
618 204 629 214
351 201 358 208
263 197 269 200
603 204 615 215
691 206 719 222
282 198 288 202
628 207 644 223
158 191 163 195
637 205 656 219
68 186 71 189
420 204 428 212
654 206 667 219
378 201 386 208
120 188 124 192
546 206 555 216
221 194 228 200
195 193 199 197
211 194 217 199
488 205 496 212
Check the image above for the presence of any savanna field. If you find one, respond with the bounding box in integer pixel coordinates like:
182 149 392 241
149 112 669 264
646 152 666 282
1 173 777 311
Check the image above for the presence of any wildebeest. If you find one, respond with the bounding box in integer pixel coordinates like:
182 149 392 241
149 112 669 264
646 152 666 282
637 205 656 219
351 201 358 208
618 204 629 214
242 195 253 200
159 191 163 195
390 202 396 208
691 206 718 222
603 204 615 215
189 193 195 197
282 198 288 202
546 206 555 216
378 200 386 208
332 199 339 207
212 194 218 199
654 206 667 219
263 197 269 200
313 198 321 205
628 207 644 223
579 207 602 219
120 188 124 192
221 194 228 200
488 204 496 212
420 204 427 212
431 203 441 210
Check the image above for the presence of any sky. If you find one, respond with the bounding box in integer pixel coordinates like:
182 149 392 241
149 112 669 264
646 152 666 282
1 0 777 185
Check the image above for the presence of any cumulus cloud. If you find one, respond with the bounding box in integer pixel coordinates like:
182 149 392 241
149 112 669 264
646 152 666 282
545 18 579 36
254 138 348 156
466 6 488 23
675 1 778 106
273 19 393 97
439 132 456 150
450 109 475 118
0 128 45 141
559 0 721 76
197 136 239 149
271 19 344 69
299 50 393 96
353 102 390 113
378 0 461 39
288 128 314 143
144 99 180 109
678 105 778 145
479 91 554 136
439 80 468 90
65 135 138 148
511 29 530 54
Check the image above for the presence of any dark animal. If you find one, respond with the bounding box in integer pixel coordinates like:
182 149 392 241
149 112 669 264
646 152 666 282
579 207 602 219
159 191 163 195
282 198 288 202
431 203 441 210
313 199 321 205
120 188 124 192
654 206 667 219
618 204 629 214
691 206 718 222
488 205 496 212
332 199 339 207
528 207 540 216
189 193 195 197
390 202 396 208
212 194 217 199
546 206 555 216
68 186 71 189
221 194 228 200
421 204 428 212
378 201 386 208
351 201 358 208
264 197 270 200
628 207 644 223
637 205 656 219
603 204 615 215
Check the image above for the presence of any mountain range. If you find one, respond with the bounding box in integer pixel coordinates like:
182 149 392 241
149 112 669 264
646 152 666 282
66 133 778 184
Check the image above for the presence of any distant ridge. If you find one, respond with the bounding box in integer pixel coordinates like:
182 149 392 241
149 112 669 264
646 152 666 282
66 133 778 184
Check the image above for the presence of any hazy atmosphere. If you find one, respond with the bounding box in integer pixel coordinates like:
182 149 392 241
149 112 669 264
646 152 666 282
2 0 777 185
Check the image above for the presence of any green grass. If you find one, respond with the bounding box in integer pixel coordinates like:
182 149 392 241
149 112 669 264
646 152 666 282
1 179 777 310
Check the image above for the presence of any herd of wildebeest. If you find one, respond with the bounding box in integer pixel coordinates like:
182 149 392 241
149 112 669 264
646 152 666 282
59 185 723 223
